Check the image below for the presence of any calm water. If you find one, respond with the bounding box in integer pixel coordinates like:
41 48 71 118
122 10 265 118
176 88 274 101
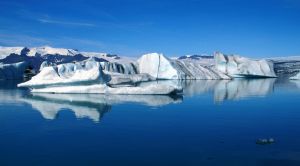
1 79 300 166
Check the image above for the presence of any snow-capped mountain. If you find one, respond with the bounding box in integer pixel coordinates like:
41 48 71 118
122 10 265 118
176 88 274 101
26 46 78 57
0 46 24 59
178 54 213 60
0 46 119 61
0 46 125 69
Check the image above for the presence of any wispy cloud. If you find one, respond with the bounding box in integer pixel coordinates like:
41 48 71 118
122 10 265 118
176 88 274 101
0 33 51 47
12 8 153 31
37 18 96 27
37 16 153 30
56 37 105 49
0 32 146 56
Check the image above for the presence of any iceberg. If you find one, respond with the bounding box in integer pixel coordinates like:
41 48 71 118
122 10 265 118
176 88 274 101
137 53 230 80
18 60 109 88
24 83 181 95
214 52 277 78
269 56 300 77
137 53 179 79
18 59 182 95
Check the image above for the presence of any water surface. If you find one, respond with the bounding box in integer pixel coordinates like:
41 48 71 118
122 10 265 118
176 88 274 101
1 79 300 166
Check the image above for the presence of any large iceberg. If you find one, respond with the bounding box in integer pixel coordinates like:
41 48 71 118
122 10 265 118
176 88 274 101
18 59 182 95
269 56 300 77
137 53 230 80
214 52 277 78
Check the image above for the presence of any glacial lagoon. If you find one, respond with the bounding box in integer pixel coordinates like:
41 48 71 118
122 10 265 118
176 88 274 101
1 79 300 165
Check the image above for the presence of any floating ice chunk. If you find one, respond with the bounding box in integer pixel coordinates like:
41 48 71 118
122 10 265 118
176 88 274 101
138 53 179 79
18 59 181 94
214 52 277 78
138 53 230 80
27 83 181 95
18 61 108 88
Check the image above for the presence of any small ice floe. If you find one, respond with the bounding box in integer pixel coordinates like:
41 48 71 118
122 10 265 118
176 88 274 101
256 138 275 145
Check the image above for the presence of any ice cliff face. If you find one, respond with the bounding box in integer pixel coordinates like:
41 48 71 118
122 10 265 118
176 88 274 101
137 53 230 80
18 59 109 88
290 72 300 80
214 52 277 78
100 61 138 74
269 57 300 78
138 53 179 79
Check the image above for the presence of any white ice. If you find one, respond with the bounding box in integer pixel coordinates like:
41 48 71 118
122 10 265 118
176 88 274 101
18 59 181 95
214 52 277 78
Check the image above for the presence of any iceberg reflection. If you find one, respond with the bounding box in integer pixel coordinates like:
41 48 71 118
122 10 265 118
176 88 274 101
213 79 275 102
0 79 278 122
21 94 111 122
21 93 182 122
179 79 275 102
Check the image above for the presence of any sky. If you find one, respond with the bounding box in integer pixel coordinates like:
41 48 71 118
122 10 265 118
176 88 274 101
0 0 300 57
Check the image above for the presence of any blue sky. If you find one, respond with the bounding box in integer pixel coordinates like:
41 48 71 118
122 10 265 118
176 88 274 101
0 0 300 57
